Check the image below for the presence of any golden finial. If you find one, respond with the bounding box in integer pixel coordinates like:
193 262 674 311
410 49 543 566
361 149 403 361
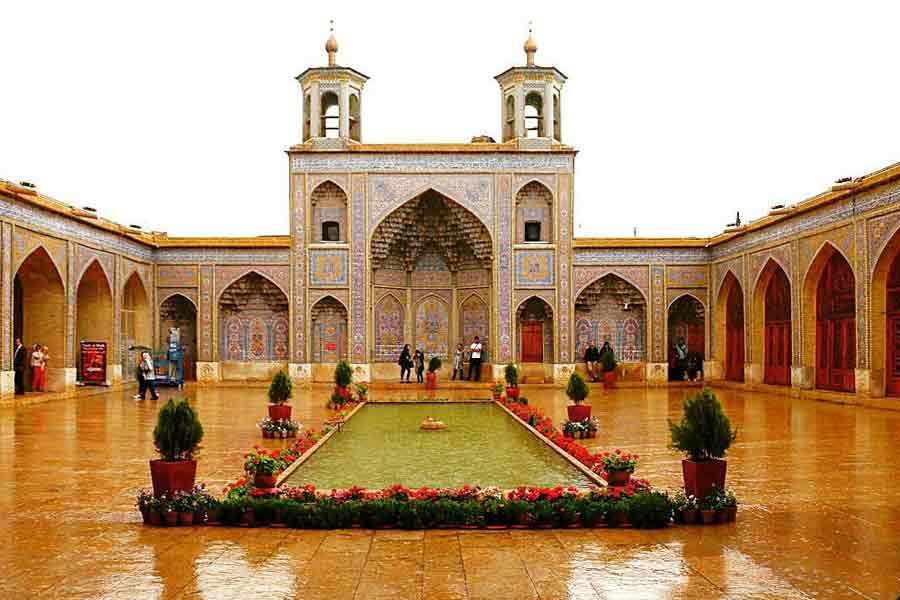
524 21 537 66
325 19 338 67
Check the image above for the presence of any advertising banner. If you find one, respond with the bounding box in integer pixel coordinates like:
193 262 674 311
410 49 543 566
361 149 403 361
80 341 107 385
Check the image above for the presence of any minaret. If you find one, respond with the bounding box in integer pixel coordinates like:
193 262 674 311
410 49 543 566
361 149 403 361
296 21 369 145
494 23 567 145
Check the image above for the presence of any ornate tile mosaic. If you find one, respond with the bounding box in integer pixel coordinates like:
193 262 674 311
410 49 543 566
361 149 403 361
159 288 198 308
513 173 556 197
308 174 349 196
367 174 494 235
293 175 306 362
497 175 512 362
666 265 707 288
412 289 453 307
515 250 555 287
412 270 452 287
855 219 868 368
574 247 710 265
573 266 650 300
350 174 367 362
215 265 290 300
1 223 9 370
13 227 67 282
457 268 490 287
309 289 349 310
309 249 349 287
514 289 555 312
373 269 406 287
558 174 572 362
651 265 665 362
374 292 404 363
712 257 744 300
155 248 290 264
867 209 900 273
157 265 198 288
74 244 115 289
291 153 574 174
799 224 854 281
748 243 792 293
199 266 213 362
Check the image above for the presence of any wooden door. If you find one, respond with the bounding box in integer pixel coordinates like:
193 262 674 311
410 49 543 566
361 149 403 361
886 253 900 396
725 284 744 382
764 267 791 386
815 252 856 392
521 321 544 362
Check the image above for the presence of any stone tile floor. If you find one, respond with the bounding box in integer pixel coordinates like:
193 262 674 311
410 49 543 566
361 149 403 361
1 383 899 599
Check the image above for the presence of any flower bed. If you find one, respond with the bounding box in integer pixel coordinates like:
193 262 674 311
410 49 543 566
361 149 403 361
258 417 301 438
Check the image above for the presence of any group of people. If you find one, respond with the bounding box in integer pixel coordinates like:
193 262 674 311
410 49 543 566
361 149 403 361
669 337 703 382
13 338 50 394
397 336 484 383
583 339 614 382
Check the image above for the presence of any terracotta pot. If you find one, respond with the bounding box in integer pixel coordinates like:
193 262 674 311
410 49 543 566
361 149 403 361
140 509 151 524
206 508 220 524
254 473 277 488
357 395 367 403
178 511 195 526
268 404 292 421
506 387 520 398
425 372 437 389
566 404 592 421
700 509 716 524
149 459 197 498
162 511 179 526
194 510 206 524
241 509 255 527
148 511 162 526
682 459 727 500
606 469 632 487
681 508 698 525
603 370 617 389
262 430 272 438
607 509 628 528
721 506 737 522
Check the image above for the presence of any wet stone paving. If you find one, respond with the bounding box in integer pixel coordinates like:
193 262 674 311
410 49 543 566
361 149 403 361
1 383 899 599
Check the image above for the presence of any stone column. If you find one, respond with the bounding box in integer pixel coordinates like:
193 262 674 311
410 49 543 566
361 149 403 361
339 81 350 139
515 85 525 139
0 222 13 398
543 81 555 139
309 82 321 138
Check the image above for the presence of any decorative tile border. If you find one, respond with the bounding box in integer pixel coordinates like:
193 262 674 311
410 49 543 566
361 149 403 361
350 174 367 362
748 243 792 294
651 265 665 362
309 249 349 287
497 175 513 363
573 266 650 301
798 224 853 281
558 174 572 363
155 248 290 264
855 219 868 369
293 176 306 363
214 265 290 300
291 153 574 174
1 223 10 370
867 209 900 274
666 265 707 288
199 266 213 362
574 247 710 265
157 265 198 288
514 249 555 287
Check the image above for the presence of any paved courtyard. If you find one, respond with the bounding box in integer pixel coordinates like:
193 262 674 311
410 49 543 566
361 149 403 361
1 383 898 599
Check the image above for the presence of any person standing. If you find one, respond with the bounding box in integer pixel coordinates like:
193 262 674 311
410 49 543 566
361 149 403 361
30 344 44 392
451 343 464 380
34 345 49 392
467 336 483 381
13 338 26 395
414 350 425 384
136 351 159 400
584 340 601 382
398 344 412 383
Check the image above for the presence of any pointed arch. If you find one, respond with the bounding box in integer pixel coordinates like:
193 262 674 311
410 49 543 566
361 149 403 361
714 267 742 303
870 223 900 396
516 296 554 363
575 270 649 303
667 293 706 381
310 177 349 197
515 180 554 243
159 292 198 380
75 260 114 382
121 264 151 300
310 295 348 363
159 291 197 310
368 182 494 239
713 271 744 381
76 256 113 292
219 271 289 363
15 245 65 290
667 291 705 311
120 271 152 381
574 273 646 362
513 177 554 199
752 259 792 386
216 268 289 303
802 239 854 285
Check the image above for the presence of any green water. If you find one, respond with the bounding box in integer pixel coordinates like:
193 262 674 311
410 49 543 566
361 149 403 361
285 403 593 489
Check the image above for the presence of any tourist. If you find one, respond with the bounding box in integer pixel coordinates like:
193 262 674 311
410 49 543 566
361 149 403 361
30 344 44 392
467 336 483 381
583 340 601 382
35 345 49 392
136 351 159 400
674 337 689 380
451 343 465 380
414 349 425 384
398 344 412 383
13 338 25 395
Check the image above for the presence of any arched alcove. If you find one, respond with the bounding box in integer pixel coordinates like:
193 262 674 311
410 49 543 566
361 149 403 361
516 297 553 363
159 294 197 381
122 272 151 381
753 260 792 386
515 181 553 243
310 296 348 363
667 294 705 381
14 247 65 391
218 272 289 362
76 261 113 382
714 271 744 382
871 226 900 396
575 274 646 362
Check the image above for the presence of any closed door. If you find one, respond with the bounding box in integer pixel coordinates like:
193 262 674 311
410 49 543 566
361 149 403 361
816 317 855 392
521 321 543 362
764 321 791 385
887 316 900 395
725 283 744 382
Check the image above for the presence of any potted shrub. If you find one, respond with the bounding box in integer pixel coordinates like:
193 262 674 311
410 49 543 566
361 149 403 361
174 490 197 525
491 381 504 400
136 489 153 524
699 492 717 524
719 488 738 522
601 349 618 388
565 372 591 421
504 363 520 398
672 491 698 525
160 495 179 526
668 387 738 499
355 383 368 402
244 448 280 489
599 449 638 487
267 370 293 421
425 356 442 389
330 360 353 408
150 398 204 498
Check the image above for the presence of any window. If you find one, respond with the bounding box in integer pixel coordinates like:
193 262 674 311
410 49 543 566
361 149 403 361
524 221 542 242
322 221 340 242
524 92 543 138
321 92 340 138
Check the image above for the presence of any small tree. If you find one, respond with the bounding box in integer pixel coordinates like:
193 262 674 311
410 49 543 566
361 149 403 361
504 363 519 387
428 356 442 373
668 387 737 461
601 350 617 373
153 398 204 461
566 372 589 404
334 359 353 388
268 370 293 405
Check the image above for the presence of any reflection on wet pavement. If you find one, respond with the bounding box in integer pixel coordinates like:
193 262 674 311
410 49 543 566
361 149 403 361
1 384 899 599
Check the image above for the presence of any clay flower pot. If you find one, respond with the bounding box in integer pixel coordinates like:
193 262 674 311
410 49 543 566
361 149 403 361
605 469 632 487
206 508 220 525
721 506 737 522
162 511 179 527
140 509 151 525
148 511 162 526
254 473 277 488
566 404 591 421
699 509 716 524
682 459 727 500
178 511 195 526
149 459 197 498
268 404 292 421
681 508 698 525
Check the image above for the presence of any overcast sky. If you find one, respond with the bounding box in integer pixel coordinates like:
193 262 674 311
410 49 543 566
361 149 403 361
2 1 899 238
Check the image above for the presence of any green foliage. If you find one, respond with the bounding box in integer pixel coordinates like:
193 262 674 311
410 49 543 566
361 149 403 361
668 387 738 461
601 349 617 372
153 398 204 461
334 359 353 387
565 372 589 403
627 492 673 529
428 356 442 373
267 370 293 405
504 363 519 387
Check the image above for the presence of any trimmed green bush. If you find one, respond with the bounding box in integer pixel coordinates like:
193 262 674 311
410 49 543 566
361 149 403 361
428 356 442 373
565 372 589 404
627 491 673 529
334 360 353 387
504 363 519 387
153 398 203 461
268 370 293 405
668 386 738 461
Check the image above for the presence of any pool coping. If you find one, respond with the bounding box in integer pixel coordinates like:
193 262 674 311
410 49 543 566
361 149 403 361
277 399 606 489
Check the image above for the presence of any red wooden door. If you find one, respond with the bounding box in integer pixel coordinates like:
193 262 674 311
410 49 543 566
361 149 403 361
725 284 744 382
764 267 791 386
885 254 900 395
815 252 855 392
521 321 544 362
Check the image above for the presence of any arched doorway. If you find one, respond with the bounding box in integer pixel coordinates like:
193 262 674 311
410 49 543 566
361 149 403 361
886 254 900 395
310 296 348 363
814 250 856 392
575 274 646 363
159 294 197 381
122 273 151 381
218 272 289 362
14 247 65 391
717 272 745 382
76 261 113 383
763 264 792 385
667 294 705 381
516 297 553 363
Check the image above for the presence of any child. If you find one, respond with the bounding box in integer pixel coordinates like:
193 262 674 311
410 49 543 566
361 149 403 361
414 350 425 384
452 343 464 380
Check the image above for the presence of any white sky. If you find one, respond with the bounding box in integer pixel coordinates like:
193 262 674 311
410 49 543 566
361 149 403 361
2 1 899 238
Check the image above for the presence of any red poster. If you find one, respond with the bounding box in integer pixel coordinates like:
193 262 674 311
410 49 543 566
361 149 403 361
80 341 107 385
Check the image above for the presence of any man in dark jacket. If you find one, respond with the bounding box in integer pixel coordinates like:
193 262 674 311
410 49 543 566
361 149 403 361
584 340 601 382
13 338 26 394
